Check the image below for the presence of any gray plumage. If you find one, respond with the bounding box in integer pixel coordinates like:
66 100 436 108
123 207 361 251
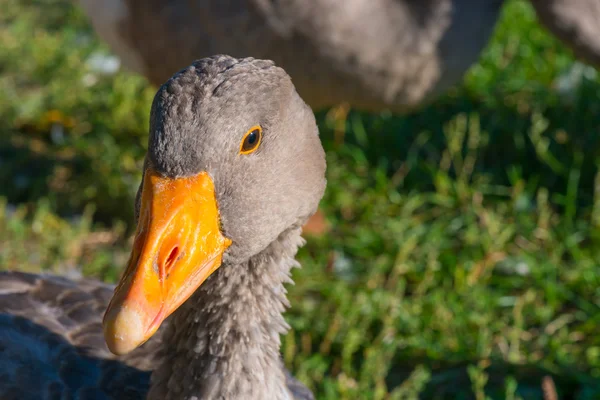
0 271 156 400
79 0 600 113
0 55 325 399
529 0 600 67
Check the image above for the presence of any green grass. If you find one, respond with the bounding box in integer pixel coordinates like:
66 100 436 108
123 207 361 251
2 0 600 398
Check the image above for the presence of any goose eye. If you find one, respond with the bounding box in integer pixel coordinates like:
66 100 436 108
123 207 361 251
239 126 262 154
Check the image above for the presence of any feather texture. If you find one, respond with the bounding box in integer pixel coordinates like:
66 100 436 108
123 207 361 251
0 271 313 399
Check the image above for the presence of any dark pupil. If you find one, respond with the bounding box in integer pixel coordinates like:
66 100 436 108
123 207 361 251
247 131 258 145
242 128 261 152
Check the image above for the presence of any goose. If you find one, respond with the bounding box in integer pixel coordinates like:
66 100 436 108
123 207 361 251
529 0 600 66
78 0 600 113
0 55 325 400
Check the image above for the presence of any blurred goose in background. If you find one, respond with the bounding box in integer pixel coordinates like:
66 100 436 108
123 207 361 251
529 0 600 67
79 0 600 113
0 55 325 400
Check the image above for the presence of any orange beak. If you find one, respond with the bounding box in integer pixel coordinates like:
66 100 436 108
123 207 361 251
103 169 231 355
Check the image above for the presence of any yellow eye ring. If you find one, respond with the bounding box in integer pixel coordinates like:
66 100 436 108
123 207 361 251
239 125 262 155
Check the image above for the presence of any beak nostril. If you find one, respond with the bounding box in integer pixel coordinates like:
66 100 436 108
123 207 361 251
165 246 180 274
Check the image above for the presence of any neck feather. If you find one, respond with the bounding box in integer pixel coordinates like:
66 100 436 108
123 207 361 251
147 227 305 400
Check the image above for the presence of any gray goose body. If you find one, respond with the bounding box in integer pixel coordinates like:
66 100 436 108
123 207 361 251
79 0 503 112
79 0 600 113
0 55 325 400
0 265 310 399
0 271 157 399
529 0 600 67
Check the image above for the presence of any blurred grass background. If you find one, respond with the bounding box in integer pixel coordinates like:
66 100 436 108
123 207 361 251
2 0 600 398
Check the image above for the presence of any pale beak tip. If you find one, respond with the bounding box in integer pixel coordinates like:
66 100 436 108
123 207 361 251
103 305 146 355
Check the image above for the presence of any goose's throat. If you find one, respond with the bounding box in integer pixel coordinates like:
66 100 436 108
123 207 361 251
148 227 306 400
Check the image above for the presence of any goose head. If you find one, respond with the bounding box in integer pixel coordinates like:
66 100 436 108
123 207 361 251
103 55 326 355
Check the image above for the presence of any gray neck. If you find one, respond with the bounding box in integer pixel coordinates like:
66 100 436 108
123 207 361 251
147 227 305 400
